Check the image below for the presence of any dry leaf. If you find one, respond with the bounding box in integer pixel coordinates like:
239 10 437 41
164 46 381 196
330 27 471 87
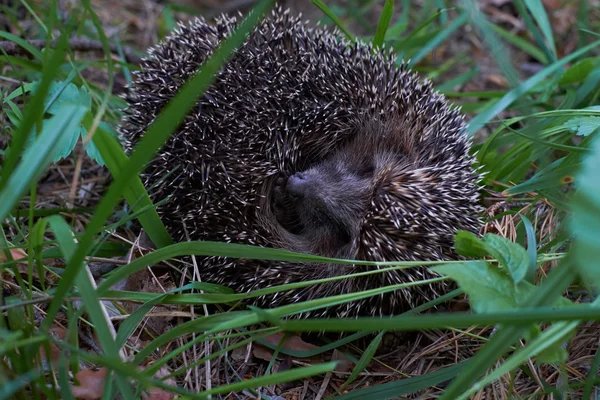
262 333 319 353
252 344 275 362
332 349 354 373
72 368 108 400
39 326 68 364
141 366 176 400
0 248 27 262
254 333 319 362
486 74 510 88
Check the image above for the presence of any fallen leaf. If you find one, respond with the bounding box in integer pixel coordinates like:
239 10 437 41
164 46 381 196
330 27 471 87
141 366 176 400
486 74 510 88
332 349 354 373
72 368 108 400
0 248 27 262
39 326 68 364
252 343 275 362
262 333 319 353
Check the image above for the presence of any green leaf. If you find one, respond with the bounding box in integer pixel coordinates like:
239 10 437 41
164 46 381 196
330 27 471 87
408 12 468 67
519 214 538 283
0 31 44 60
32 81 92 115
454 230 490 258
558 58 600 85
0 34 69 193
432 261 533 313
482 234 530 285
0 103 88 221
46 215 136 398
564 116 600 137
83 120 118 166
438 261 576 399
90 123 173 248
489 23 548 64
3 82 38 104
18 82 93 162
454 232 530 285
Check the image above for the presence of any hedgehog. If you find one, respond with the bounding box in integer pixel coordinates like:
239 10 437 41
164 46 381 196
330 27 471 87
120 6 483 318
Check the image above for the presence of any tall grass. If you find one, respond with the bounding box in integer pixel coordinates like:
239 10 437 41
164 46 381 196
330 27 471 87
0 0 599 398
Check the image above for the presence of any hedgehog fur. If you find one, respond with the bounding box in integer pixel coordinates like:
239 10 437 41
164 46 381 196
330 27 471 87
120 6 483 318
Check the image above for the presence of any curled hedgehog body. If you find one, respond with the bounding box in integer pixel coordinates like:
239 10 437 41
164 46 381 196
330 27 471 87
120 7 483 318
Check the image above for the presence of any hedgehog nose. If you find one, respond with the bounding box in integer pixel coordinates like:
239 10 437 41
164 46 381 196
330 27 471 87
286 172 311 198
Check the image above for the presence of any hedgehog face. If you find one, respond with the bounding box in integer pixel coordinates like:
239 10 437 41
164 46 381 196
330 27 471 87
270 119 426 260
272 151 375 257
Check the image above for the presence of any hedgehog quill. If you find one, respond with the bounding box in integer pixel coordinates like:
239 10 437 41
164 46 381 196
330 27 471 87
120 7 483 318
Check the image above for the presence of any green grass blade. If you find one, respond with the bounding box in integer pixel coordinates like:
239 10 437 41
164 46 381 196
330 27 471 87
46 215 135 399
0 104 87 220
490 23 548 64
467 38 600 135
523 0 557 59
311 0 355 42
201 362 337 396
336 362 467 399
0 31 43 60
91 124 173 247
372 0 394 49
461 0 520 87
438 261 576 398
342 331 384 388
408 12 468 67
40 0 275 332
0 34 69 192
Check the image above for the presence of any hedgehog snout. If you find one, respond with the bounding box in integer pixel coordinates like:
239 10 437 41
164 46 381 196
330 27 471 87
285 172 312 199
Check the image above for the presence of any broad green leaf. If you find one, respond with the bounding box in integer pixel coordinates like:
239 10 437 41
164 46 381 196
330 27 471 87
31 81 92 115
438 261 576 399
564 116 600 137
432 261 533 313
0 103 88 221
454 230 489 258
482 234 530 285
454 232 529 284
558 58 600 85
19 82 93 162
83 120 118 166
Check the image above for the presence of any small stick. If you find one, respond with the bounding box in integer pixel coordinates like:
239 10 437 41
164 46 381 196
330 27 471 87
0 38 142 64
